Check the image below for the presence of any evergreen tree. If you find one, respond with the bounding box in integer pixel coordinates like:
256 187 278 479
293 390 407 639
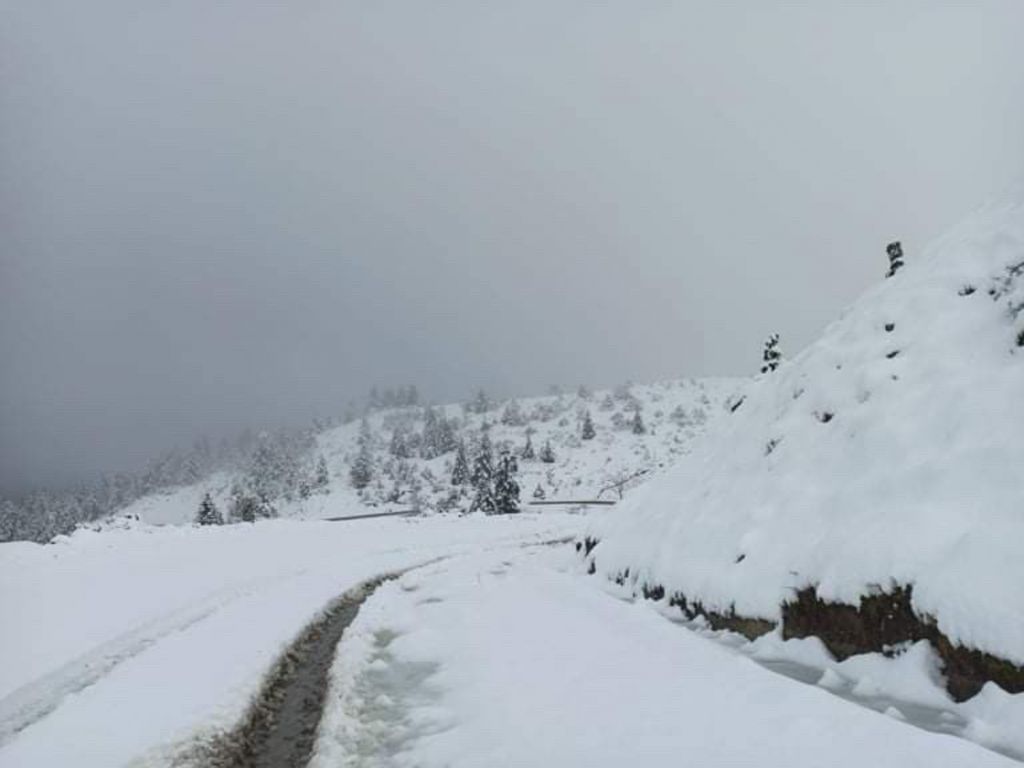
438 414 459 454
470 433 495 512
539 440 556 464
581 410 596 440
500 399 525 426
451 439 471 486
350 418 374 490
521 432 535 460
315 455 330 489
255 492 277 519
421 406 441 459
532 483 546 501
493 450 520 515
389 425 412 458
886 241 905 278
230 487 259 523
761 333 782 374
196 492 223 526
631 407 646 435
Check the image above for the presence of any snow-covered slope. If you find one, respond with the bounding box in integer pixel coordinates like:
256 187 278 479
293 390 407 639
589 187 1024 669
120 378 744 526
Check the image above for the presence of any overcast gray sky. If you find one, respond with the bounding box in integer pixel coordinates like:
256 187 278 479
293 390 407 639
2 1 1023 493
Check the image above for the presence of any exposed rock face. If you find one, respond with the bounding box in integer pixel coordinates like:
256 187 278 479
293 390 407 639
782 585 1024 702
585 542 1024 701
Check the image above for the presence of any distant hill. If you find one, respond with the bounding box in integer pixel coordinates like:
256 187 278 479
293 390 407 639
117 378 746 526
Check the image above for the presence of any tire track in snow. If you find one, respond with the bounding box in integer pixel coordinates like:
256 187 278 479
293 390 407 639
183 573 402 768
0 580 264 748
178 542 571 768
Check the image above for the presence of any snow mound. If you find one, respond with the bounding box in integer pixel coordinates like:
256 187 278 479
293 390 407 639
590 185 1024 664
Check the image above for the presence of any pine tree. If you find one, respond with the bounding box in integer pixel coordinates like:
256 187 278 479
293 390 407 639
501 399 524 426
470 433 495 512
451 439 471 486
421 406 441 459
581 410 596 440
438 414 458 454
493 450 520 515
631 407 646 435
350 418 374 490
539 440 556 464
761 334 782 374
255 492 277 519
315 455 330 489
532 483 546 501
196 493 224 526
521 432 535 460
886 241 905 278
389 425 412 458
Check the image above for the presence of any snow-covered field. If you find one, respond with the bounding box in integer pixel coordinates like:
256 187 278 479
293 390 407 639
589 185 1024 665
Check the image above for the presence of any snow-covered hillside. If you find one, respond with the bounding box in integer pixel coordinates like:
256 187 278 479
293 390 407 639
120 378 744 526
587 187 1024 698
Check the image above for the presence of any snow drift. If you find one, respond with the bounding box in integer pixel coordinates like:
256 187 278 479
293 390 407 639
588 185 1024 693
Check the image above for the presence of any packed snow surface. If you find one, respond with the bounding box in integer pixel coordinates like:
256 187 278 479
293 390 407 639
311 546 1017 767
0 514 578 768
3 513 1021 765
590 187 1024 663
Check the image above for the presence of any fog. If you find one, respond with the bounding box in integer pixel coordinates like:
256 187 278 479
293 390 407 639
2 1 1023 493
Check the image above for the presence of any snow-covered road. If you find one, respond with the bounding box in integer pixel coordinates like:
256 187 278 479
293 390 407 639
312 545 1019 768
2 516 1020 766
0 515 578 767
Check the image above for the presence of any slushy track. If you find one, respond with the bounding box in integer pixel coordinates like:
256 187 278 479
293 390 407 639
183 539 571 768
190 573 399 768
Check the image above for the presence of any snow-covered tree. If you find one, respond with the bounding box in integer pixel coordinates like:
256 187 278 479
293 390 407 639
196 493 223 526
539 440 556 464
315 455 330 490
532 483 546 501
389 424 413 459
521 432 536 461
761 334 782 374
631 407 646 435
229 485 259 523
350 418 374 490
470 432 495 512
451 439 471 486
420 406 442 459
493 450 520 515
581 410 596 440
886 241 905 278
500 399 525 426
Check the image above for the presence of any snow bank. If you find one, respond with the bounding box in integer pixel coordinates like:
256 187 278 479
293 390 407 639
590 184 1024 665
